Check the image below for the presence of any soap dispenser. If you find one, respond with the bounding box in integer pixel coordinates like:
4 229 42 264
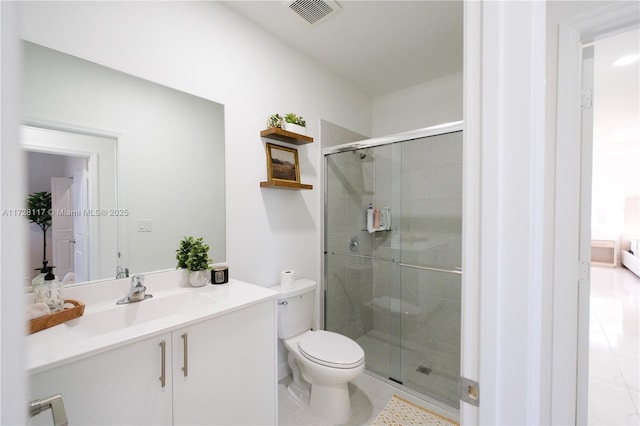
32 260 49 289
366 203 374 233
34 264 64 312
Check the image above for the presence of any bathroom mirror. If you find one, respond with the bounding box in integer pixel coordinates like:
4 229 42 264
22 41 226 285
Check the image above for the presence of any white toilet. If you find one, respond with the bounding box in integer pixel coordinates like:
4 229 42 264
275 279 365 424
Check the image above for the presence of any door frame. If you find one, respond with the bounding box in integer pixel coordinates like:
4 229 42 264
462 1 548 424
553 2 640 424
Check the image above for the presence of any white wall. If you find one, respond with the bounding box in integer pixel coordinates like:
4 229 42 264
20 1 373 287
592 29 640 241
372 72 462 137
1 1 26 423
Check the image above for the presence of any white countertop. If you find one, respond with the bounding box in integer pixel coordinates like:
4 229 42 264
26 269 278 374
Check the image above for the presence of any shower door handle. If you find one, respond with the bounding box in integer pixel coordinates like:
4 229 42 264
396 262 463 275
329 251 394 262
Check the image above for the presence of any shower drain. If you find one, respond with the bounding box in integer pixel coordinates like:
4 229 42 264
416 365 433 376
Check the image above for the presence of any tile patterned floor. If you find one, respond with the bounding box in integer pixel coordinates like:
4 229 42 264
589 266 640 425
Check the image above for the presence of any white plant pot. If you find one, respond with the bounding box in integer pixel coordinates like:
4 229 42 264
283 122 306 135
189 270 209 287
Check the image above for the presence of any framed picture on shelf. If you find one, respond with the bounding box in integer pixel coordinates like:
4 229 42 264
266 143 300 183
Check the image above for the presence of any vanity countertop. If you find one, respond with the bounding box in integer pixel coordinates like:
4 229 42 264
26 270 278 374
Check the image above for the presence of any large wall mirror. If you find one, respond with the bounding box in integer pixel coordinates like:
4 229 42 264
22 41 226 286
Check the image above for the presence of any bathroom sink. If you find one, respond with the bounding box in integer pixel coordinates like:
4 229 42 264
63 291 216 337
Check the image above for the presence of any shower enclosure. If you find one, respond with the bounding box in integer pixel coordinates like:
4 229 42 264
323 122 463 410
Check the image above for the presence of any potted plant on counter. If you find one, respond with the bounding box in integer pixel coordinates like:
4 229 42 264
176 236 211 287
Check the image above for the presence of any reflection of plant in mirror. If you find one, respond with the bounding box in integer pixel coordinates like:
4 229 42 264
27 191 52 263
176 236 211 271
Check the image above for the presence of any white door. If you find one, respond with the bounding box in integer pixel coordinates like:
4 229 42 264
72 165 89 282
51 177 74 280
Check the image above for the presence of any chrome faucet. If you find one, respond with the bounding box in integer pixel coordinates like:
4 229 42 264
117 274 153 305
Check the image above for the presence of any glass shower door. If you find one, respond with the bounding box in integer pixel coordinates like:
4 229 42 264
324 143 399 383
395 132 462 408
324 129 463 410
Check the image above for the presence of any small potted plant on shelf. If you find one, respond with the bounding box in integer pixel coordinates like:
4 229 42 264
176 236 211 287
283 113 307 135
267 113 283 129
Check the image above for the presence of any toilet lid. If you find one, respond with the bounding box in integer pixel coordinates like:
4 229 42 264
298 330 365 369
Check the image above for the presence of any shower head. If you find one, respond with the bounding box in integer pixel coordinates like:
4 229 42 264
352 149 368 160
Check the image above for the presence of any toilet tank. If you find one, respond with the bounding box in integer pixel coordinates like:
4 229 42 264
274 279 317 339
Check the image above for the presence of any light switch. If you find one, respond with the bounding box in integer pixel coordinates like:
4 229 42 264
137 219 152 232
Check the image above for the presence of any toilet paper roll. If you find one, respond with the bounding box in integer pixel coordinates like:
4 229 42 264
281 270 295 290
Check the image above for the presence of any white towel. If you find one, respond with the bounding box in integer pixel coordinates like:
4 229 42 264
26 302 50 320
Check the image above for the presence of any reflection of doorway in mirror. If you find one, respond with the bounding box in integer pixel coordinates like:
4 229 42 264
22 125 118 284
28 156 89 283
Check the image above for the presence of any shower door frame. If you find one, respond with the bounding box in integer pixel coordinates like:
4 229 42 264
320 120 464 403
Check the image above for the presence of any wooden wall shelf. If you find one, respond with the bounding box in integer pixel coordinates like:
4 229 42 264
260 128 313 145
260 180 313 190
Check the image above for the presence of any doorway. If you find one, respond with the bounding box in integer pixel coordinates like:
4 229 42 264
553 3 639 424
586 28 640 425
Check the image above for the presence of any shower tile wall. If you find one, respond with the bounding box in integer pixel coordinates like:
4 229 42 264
397 132 462 344
325 151 375 340
322 119 370 341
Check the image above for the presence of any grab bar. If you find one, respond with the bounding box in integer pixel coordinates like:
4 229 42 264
396 262 462 275
328 251 394 262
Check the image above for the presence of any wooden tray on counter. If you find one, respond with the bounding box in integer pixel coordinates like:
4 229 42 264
28 299 85 335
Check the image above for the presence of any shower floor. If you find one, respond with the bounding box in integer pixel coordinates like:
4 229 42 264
356 330 460 409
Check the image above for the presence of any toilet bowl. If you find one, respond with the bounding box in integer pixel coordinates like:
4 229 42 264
274 279 365 424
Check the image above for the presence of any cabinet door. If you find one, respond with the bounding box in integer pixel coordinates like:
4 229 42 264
172 300 277 425
29 332 173 425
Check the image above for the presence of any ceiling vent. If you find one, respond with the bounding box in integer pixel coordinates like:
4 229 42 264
287 0 342 26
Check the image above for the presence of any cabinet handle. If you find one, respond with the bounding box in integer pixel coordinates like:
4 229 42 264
181 332 188 377
159 340 166 388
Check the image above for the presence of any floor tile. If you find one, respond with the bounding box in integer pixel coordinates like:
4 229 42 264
589 266 640 425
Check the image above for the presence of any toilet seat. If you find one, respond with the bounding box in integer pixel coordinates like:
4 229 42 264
298 330 364 369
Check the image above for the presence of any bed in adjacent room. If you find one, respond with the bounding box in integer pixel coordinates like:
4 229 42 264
621 238 640 278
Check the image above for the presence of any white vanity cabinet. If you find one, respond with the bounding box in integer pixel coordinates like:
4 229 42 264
172 299 277 425
29 298 277 425
30 331 174 425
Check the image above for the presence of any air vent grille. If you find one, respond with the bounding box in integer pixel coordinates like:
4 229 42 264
288 0 341 26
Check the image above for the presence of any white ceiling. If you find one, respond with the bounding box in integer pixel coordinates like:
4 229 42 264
223 1 463 97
